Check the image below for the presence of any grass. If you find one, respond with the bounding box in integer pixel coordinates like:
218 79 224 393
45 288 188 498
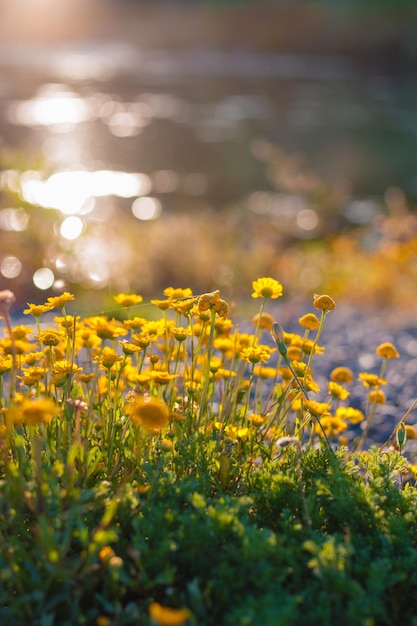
0 281 416 626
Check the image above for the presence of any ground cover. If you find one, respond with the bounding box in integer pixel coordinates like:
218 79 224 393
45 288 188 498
1 281 417 625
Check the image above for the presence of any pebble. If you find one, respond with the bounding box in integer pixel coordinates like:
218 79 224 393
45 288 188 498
265 303 417 447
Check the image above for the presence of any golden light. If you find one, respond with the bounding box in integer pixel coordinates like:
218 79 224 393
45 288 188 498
20 170 152 214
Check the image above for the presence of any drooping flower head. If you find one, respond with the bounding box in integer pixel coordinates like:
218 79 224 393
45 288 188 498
0 290 16 316
298 313 320 330
252 311 274 331
313 294 336 312
330 366 354 384
376 342 400 359
197 291 228 320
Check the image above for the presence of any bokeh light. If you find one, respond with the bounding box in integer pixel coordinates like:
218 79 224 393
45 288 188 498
0 208 29 231
1 256 22 279
60 216 84 240
8 84 93 130
132 197 162 221
33 268 55 290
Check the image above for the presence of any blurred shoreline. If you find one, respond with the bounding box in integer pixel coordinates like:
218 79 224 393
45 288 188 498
0 0 416 69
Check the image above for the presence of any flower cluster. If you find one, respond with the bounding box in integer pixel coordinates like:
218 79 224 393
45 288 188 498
0 281 408 463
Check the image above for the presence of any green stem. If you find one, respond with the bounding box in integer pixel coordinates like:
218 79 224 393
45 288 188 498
197 308 216 428
303 310 326 386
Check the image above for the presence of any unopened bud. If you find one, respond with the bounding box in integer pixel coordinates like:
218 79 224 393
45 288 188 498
0 290 16 315
271 321 287 357
397 422 407 449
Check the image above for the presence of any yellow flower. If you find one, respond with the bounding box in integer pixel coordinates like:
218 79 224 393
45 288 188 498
0 339 30 355
302 339 325 355
303 399 331 419
286 346 302 361
213 337 234 356
248 413 266 426
163 287 193 300
369 389 386 404
54 315 80 334
327 381 350 400
23 351 44 366
313 294 336 311
358 373 387 388
8 325 33 341
185 380 202 394
240 346 271 365
98 546 116 562
24 303 53 317
77 372 96 384
253 366 277 379
97 348 124 370
330 367 354 384
85 317 127 341
141 320 167 337
149 371 179 385
132 333 153 350
319 414 348 438
251 277 283 299
113 293 143 307
289 361 320 393
52 360 83 386
151 298 174 311
404 424 417 440
118 340 142 355
298 313 321 331
236 333 255 350
149 602 191 626
8 397 60 426
46 292 75 309
252 312 275 330
216 368 236 380
123 316 147 330
159 438 174 450
171 326 191 342
172 298 198 315
18 366 48 387
0 356 13 375
214 319 233 335
36 329 62 346
128 396 169 433
335 407 364 425
376 342 400 359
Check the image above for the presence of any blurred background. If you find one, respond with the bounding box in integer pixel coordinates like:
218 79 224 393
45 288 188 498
1 0 417 314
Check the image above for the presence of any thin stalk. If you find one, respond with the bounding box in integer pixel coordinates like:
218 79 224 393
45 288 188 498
197 309 216 428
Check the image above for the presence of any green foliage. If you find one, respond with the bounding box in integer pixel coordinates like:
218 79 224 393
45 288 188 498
2 444 417 625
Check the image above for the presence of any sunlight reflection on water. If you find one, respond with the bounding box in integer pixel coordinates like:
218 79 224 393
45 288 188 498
20 170 152 214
